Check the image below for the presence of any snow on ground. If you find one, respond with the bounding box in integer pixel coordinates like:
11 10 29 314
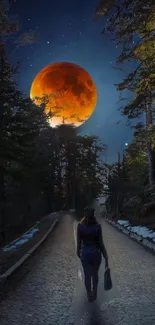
127 225 155 242
117 220 155 243
3 227 39 252
118 220 130 227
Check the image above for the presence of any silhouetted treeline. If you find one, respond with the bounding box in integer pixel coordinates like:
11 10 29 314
95 0 155 224
0 43 106 245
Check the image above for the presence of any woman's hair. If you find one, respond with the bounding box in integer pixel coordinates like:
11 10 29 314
85 207 94 218
81 207 97 225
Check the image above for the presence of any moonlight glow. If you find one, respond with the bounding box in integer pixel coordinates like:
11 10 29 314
30 62 98 127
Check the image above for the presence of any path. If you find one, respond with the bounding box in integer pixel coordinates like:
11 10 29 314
0 214 155 324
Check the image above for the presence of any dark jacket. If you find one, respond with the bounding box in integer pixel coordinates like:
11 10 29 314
76 221 108 260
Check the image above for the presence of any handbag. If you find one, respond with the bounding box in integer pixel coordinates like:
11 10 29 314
104 267 112 291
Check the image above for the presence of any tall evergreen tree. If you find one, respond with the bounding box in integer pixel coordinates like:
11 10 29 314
94 0 155 184
0 42 49 237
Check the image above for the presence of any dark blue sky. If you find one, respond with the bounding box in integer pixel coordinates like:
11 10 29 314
9 0 133 163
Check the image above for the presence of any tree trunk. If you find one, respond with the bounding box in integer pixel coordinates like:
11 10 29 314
116 152 121 218
0 163 6 240
145 100 153 185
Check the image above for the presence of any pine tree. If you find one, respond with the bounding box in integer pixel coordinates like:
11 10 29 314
62 134 106 210
0 42 21 230
0 43 48 236
94 0 155 184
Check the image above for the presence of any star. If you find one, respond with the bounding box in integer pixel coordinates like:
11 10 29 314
28 18 31 21
47 41 50 44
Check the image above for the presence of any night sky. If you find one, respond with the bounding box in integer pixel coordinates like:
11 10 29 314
9 0 133 163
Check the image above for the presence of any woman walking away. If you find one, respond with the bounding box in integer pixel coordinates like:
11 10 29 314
76 207 108 302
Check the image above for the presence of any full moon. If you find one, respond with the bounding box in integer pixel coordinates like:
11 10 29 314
30 62 98 127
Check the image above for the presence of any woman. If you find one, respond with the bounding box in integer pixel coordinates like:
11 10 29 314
76 207 108 302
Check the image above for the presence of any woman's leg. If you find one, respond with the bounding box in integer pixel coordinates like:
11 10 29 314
92 254 101 300
81 260 93 299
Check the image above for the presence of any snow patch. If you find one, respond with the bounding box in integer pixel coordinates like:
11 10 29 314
127 225 155 241
117 220 155 243
3 228 39 252
117 220 129 227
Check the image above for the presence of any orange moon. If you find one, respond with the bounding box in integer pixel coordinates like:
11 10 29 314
30 62 98 127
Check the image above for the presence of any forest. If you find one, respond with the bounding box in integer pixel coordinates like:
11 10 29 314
0 3 106 245
0 0 155 245
95 0 155 228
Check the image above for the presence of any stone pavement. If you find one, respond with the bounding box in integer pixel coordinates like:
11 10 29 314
0 214 155 325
